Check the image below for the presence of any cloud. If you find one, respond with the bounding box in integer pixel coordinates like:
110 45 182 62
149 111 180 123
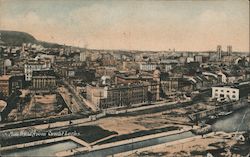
0 0 248 51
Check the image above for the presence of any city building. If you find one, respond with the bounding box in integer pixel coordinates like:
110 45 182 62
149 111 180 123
24 59 51 81
194 55 203 63
217 71 244 84
212 86 239 101
115 74 153 84
0 75 11 97
9 74 25 93
31 70 56 92
186 57 194 63
139 62 158 71
101 53 116 66
161 77 194 94
86 82 158 110
212 84 250 101
96 66 117 77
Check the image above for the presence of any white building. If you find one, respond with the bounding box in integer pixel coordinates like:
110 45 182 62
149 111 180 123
80 51 87 62
139 63 158 71
212 86 239 101
35 54 55 63
186 57 194 63
24 60 51 81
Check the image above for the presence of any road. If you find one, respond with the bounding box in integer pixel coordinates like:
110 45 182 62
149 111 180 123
62 79 91 115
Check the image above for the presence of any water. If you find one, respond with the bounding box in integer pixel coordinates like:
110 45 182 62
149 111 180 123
2 141 80 157
79 131 194 157
3 107 250 157
212 107 250 132
2 132 193 157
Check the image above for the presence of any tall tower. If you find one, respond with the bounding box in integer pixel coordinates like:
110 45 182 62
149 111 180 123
217 45 222 60
227 45 232 56
80 51 86 62
153 68 161 101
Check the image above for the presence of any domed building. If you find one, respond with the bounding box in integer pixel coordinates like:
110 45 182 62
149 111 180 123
153 68 161 82
4 59 12 67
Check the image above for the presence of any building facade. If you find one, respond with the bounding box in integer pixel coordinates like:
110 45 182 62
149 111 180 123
194 55 203 63
24 59 51 81
80 51 87 62
86 82 158 110
139 63 158 71
212 86 239 101
9 75 25 93
161 77 194 94
0 75 11 97
31 70 56 91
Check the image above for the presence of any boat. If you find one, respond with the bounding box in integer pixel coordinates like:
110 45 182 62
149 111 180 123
218 111 233 116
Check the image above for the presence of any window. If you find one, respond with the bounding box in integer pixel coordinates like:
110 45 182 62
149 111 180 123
232 95 236 98
221 90 223 92
215 89 218 92
215 93 218 96
233 91 236 93
227 91 230 93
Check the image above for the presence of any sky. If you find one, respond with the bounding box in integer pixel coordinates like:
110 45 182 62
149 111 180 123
0 0 249 51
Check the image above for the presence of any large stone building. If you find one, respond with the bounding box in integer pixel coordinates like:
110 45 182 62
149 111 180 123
161 77 194 94
24 59 51 81
86 82 158 110
115 75 153 84
212 83 250 101
31 70 56 92
212 86 239 101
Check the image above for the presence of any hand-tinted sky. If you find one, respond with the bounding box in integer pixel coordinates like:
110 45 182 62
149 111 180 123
0 0 249 51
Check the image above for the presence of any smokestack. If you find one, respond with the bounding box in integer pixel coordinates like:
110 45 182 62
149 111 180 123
227 45 232 56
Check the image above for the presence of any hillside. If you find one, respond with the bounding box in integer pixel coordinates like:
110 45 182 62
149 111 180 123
0 30 63 48
0 30 37 46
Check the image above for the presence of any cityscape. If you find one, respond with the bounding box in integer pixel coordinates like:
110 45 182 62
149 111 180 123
0 0 250 157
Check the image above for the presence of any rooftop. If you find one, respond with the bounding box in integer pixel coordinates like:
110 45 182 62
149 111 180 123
0 75 11 81
0 100 7 112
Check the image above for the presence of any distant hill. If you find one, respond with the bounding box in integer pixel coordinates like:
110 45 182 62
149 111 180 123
0 30 37 46
0 30 63 48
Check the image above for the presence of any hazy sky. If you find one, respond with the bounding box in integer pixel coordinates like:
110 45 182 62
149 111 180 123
0 0 249 51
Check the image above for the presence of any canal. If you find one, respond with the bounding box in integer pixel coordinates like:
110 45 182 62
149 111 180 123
2 140 81 157
2 107 250 157
78 131 193 157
